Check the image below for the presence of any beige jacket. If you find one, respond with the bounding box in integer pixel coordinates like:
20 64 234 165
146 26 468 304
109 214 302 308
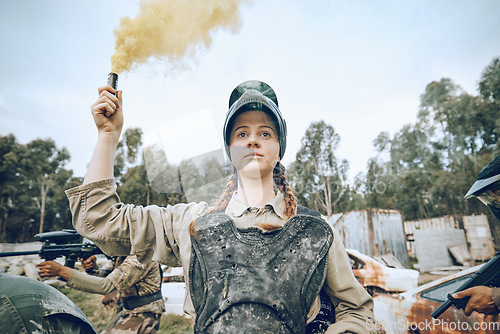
66 178 376 333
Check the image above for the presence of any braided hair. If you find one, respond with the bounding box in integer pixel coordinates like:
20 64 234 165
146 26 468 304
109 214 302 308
189 162 297 234
272 162 297 218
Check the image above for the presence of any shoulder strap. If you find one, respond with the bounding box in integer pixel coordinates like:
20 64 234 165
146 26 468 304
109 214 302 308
296 205 322 217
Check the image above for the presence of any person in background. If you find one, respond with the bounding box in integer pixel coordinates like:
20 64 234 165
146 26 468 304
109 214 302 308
37 255 165 333
455 156 500 316
81 255 123 311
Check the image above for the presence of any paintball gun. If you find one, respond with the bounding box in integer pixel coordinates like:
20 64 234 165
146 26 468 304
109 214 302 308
431 252 500 318
0 229 107 276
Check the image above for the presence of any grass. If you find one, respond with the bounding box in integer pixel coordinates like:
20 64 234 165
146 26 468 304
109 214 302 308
418 280 434 286
59 287 193 333
408 257 418 270
158 314 194 334
59 287 117 332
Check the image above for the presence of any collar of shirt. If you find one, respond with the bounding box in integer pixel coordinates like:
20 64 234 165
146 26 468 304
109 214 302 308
225 191 285 220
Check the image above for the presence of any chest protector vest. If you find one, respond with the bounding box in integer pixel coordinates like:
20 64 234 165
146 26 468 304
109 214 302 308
189 206 333 334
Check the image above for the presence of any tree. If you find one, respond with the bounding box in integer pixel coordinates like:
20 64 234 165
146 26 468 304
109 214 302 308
360 58 500 222
43 173 80 231
362 132 397 210
114 128 144 182
479 57 500 151
288 121 349 215
0 135 74 241
479 57 500 105
416 75 498 218
21 139 71 234
118 164 151 206
116 128 153 205
116 127 222 208
0 135 24 240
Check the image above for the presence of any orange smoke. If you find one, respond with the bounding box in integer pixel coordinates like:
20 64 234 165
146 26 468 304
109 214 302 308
111 0 249 74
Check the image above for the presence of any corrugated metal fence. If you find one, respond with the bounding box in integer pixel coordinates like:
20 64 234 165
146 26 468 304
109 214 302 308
325 209 409 268
405 214 495 271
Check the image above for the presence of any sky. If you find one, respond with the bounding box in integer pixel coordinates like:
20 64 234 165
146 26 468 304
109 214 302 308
1 0 500 183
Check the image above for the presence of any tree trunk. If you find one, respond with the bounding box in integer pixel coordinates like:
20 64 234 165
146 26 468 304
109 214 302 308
37 177 51 234
39 192 46 234
0 197 6 241
322 176 332 216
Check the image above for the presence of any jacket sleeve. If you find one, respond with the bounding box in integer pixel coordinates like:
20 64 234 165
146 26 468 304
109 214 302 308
324 227 377 334
65 178 208 266
67 269 116 295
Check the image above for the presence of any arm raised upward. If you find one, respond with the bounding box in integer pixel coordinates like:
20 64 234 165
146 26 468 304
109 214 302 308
84 85 123 184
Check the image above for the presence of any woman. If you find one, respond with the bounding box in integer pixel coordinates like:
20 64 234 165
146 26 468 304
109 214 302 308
66 80 375 333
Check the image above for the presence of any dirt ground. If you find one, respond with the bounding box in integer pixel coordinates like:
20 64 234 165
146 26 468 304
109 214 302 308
418 272 447 285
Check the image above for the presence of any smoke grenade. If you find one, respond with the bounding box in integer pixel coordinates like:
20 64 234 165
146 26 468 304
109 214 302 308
107 72 118 96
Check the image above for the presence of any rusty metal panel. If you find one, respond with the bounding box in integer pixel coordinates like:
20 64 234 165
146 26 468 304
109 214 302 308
404 216 458 259
327 209 409 268
413 229 468 272
329 210 371 256
370 209 409 268
462 214 495 261
405 214 495 263
404 216 457 234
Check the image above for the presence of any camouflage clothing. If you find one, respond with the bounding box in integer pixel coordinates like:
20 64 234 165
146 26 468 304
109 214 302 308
103 312 161 334
106 256 165 316
67 255 165 333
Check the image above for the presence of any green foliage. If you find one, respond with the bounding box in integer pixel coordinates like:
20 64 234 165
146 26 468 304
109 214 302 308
114 128 144 180
0 135 74 241
360 57 500 228
118 164 151 206
480 57 500 104
180 158 232 205
116 129 184 207
117 129 231 208
479 57 500 151
0 134 25 240
288 121 349 215
125 128 144 164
